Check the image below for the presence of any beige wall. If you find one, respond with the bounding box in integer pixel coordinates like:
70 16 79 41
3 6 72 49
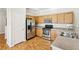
0 8 6 34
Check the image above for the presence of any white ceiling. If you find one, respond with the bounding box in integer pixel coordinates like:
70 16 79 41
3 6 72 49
28 8 54 12
26 8 75 16
26 8 58 16
29 8 49 11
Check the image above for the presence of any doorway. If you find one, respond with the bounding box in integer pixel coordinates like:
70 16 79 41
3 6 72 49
0 8 7 49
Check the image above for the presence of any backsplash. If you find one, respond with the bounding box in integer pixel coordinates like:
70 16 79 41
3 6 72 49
56 29 74 35
36 23 74 29
75 28 79 38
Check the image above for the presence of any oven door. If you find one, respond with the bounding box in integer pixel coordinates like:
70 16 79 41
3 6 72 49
43 28 51 40
43 29 50 35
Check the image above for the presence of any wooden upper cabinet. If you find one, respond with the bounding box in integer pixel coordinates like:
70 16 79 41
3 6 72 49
43 15 51 19
51 14 58 23
64 12 73 24
26 16 33 19
30 12 73 24
36 16 44 24
36 15 52 24
43 15 52 23
58 13 64 24
35 16 38 24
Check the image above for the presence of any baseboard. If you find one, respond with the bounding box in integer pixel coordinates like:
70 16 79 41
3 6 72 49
0 33 5 35
0 32 5 34
26 35 36 40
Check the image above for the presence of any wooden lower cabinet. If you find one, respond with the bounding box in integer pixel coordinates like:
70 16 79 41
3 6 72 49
36 28 43 37
51 30 57 41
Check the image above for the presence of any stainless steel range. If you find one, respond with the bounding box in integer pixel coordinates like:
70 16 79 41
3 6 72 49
43 28 51 40
43 25 53 40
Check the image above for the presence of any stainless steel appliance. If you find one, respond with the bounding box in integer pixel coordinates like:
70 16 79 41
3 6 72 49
43 28 51 40
43 25 53 40
26 18 35 40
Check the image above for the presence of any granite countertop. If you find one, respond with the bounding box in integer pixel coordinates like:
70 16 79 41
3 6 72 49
36 23 74 29
53 36 79 50
36 26 74 30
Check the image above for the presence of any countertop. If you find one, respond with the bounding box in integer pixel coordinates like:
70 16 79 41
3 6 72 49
53 36 79 50
36 23 74 29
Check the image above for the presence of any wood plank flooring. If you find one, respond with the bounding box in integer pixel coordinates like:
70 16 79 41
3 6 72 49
0 35 51 50
0 34 8 50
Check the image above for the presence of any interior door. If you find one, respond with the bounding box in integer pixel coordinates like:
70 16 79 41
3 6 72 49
12 8 26 46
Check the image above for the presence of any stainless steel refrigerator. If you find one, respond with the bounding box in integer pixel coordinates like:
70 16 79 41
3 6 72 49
26 18 35 40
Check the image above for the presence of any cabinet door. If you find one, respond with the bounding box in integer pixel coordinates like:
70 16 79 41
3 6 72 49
43 15 52 23
26 16 35 20
36 28 43 37
64 12 73 24
58 13 64 24
51 30 57 41
35 16 38 24
35 17 39 24
52 14 58 23
43 15 51 19
36 16 44 24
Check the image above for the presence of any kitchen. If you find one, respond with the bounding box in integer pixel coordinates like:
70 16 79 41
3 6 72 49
1 8 79 50
26 8 79 50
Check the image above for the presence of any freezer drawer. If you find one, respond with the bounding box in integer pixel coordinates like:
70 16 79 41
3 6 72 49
27 31 35 39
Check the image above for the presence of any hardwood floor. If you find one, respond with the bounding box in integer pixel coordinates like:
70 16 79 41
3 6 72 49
0 35 51 50
0 34 8 50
